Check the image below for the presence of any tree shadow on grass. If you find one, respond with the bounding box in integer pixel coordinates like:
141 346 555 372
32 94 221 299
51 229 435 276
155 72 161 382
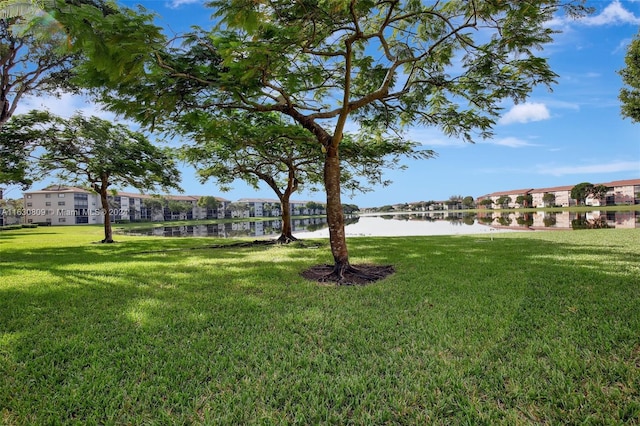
1 231 639 423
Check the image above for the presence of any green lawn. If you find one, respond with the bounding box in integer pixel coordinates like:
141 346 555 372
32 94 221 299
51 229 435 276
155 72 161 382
1 226 639 424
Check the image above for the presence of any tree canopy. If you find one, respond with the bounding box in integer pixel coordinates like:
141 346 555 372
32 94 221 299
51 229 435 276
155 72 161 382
0 0 159 129
81 0 591 283
571 182 593 205
0 2 76 127
179 110 433 242
2 111 181 242
619 29 640 123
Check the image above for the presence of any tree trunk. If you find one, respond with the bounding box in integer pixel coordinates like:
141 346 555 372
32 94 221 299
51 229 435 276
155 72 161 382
324 145 350 277
99 187 114 243
277 197 297 243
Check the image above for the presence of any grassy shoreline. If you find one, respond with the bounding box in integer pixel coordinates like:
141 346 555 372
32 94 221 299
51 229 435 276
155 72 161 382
1 227 639 424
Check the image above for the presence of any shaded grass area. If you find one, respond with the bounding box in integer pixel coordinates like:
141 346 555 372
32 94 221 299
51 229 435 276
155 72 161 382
1 226 639 424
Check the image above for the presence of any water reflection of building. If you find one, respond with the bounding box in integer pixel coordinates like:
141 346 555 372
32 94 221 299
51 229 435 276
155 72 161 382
480 210 639 231
117 217 331 238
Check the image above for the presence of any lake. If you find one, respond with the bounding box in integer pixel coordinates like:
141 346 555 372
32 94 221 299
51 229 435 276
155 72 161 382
115 210 638 238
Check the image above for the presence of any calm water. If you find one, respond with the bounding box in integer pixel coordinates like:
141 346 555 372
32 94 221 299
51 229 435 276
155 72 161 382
116 217 330 238
116 210 638 238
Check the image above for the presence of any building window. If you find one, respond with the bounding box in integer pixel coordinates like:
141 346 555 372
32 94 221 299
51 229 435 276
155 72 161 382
45 202 51 206
45 194 51 198
58 218 66 223
26 202 32 207
58 194 65 198
58 201 65 206
26 194 32 199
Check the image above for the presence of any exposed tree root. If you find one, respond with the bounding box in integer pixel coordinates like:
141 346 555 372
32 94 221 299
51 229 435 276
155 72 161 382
135 238 282 254
275 233 298 244
301 263 395 286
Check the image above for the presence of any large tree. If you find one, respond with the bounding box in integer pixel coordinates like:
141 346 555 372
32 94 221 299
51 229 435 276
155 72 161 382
90 0 591 282
0 2 76 128
0 0 164 190
0 0 147 129
179 111 433 243
2 111 181 242
590 184 609 205
571 182 594 205
619 29 640 123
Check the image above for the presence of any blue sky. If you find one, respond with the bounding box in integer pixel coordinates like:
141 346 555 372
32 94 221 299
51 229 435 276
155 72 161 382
14 0 640 207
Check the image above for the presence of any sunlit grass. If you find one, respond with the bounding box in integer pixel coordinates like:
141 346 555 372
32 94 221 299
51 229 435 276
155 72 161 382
0 226 639 424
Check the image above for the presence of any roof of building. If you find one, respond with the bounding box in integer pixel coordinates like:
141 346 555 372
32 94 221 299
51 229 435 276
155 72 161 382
25 187 232 202
599 178 640 187
27 185 92 194
484 188 534 197
529 185 575 193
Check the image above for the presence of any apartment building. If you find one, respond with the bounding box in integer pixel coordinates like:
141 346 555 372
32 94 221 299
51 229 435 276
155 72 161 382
602 179 640 205
530 185 576 208
237 198 326 217
478 179 640 208
22 186 324 226
22 186 232 225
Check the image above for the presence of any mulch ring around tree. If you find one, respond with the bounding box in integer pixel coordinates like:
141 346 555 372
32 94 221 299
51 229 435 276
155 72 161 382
301 264 395 286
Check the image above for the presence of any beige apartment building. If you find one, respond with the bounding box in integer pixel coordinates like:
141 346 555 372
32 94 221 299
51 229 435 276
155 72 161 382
478 179 640 209
22 186 325 226
22 186 232 225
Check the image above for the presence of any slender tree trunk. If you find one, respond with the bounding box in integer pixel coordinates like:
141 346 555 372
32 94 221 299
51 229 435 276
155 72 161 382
324 145 350 277
99 187 114 243
277 197 297 243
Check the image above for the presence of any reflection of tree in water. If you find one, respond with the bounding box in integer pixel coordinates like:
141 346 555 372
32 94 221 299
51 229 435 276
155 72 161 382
463 214 476 226
516 214 533 227
345 216 360 226
543 215 557 227
478 216 495 224
571 217 609 230
445 217 463 226
225 222 254 237
496 214 512 226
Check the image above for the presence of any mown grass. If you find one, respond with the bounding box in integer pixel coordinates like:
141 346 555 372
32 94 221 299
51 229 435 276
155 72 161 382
1 226 639 424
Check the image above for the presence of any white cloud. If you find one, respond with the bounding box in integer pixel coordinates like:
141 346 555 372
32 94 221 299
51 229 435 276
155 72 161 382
167 0 202 9
548 0 640 29
536 161 640 176
484 137 538 148
580 0 640 26
499 103 551 125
